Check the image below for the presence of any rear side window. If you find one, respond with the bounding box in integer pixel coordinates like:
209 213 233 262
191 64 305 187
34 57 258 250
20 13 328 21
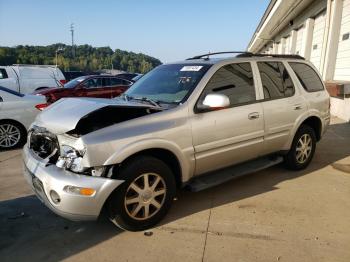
110 78 123 86
257 62 295 99
0 69 8 79
102 78 110 87
121 79 132 86
202 63 256 106
289 62 324 92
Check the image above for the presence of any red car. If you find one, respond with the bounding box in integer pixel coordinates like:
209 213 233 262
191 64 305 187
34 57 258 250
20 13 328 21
36 75 132 104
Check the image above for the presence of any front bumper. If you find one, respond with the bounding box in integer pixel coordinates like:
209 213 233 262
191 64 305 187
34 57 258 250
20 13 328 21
23 145 123 221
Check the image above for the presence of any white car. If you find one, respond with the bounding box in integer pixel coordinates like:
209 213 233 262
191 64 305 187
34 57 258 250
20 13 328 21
0 65 66 94
0 86 47 150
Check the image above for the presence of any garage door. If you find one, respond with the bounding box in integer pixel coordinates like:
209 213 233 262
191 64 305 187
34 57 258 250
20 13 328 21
334 0 350 81
310 11 326 71
295 26 304 55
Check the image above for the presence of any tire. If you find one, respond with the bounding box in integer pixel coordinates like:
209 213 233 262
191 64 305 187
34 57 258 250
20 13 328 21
284 124 316 170
107 155 176 231
0 120 27 150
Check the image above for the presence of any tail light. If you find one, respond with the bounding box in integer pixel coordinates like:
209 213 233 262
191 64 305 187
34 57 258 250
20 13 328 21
59 79 67 85
35 103 48 111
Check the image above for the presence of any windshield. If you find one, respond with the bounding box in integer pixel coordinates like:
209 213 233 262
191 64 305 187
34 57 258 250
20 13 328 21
64 76 88 88
125 64 211 104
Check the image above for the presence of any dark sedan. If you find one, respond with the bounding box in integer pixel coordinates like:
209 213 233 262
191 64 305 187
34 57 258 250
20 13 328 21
36 75 132 104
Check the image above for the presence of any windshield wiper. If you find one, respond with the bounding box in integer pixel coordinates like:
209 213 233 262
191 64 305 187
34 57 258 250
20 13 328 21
121 94 162 108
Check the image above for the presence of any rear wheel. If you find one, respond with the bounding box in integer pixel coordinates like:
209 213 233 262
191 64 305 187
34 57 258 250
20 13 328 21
284 125 316 170
107 156 176 231
0 121 26 150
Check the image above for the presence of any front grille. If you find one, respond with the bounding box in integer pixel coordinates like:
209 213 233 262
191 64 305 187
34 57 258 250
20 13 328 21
29 127 60 164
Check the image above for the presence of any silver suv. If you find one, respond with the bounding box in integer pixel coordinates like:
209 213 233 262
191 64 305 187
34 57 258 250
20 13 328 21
23 52 330 231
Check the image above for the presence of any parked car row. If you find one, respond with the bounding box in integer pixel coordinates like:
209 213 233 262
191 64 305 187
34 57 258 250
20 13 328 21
35 75 133 104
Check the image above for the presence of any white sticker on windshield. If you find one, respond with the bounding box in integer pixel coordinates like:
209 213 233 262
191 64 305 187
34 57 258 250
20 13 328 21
180 66 203 72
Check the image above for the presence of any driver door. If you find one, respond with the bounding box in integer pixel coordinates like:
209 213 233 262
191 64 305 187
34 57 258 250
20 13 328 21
191 62 264 175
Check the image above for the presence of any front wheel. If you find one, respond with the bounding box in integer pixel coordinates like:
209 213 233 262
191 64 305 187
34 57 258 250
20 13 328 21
107 156 176 231
284 125 316 170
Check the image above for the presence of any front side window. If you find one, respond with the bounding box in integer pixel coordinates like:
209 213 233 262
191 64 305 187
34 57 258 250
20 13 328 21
83 78 102 88
289 62 324 92
199 63 256 107
125 64 211 104
0 69 8 79
64 76 88 88
258 62 295 99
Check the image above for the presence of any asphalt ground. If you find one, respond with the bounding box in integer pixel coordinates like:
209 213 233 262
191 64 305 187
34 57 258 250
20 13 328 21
0 117 349 262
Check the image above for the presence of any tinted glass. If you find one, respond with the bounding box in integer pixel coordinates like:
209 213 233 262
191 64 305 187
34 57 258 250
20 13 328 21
121 79 132 86
110 78 123 86
64 76 89 88
102 78 110 87
202 63 256 106
83 78 102 88
125 64 211 104
289 62 324 92
258 62 294 99
0 69 8 79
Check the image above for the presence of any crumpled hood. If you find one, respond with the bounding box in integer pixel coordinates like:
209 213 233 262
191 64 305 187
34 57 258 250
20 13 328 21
35 97 158 134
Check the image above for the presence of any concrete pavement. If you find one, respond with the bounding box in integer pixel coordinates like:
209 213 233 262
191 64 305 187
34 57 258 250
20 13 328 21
0 118 349 262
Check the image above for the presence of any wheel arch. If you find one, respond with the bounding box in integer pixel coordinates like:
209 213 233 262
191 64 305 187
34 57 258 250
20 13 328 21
111 148 183 188
299 116 322 141
283 114 323 151
0 118 27 133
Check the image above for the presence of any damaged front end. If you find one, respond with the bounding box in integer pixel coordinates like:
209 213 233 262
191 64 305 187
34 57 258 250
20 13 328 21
28 98 163 176
28 125 107 177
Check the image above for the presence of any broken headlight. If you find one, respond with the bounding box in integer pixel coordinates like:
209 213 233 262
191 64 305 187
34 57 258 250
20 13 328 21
56 145 85 173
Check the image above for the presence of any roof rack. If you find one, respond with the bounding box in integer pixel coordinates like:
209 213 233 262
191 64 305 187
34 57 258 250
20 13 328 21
186 52 305 60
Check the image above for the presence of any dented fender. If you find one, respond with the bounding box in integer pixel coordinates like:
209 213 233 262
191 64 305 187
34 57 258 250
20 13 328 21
103 138 195 183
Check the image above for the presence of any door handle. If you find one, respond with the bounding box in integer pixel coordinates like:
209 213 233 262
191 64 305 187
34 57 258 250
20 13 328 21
294 104 302 110
248 112 260 120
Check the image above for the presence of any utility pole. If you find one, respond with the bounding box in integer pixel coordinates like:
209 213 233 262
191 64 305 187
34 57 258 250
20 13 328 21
70 23 75 58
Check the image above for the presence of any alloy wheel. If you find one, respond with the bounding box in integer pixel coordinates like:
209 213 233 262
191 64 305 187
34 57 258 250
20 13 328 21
295 134 312 164
124 173 166 220
0 123 21 148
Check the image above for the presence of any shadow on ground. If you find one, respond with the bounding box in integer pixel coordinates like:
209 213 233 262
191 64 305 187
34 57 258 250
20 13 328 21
0 122 349 261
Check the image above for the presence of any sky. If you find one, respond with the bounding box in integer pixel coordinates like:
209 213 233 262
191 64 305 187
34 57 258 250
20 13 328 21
0 0 269 63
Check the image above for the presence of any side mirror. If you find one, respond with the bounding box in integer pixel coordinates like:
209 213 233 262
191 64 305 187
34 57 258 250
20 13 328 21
196 93 230 112
0 96 3 102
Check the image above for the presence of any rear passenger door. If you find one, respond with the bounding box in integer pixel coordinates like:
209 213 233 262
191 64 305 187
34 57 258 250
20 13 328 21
256 61 307 155
82 77 109 98
191 62 264 175
110 77 131 98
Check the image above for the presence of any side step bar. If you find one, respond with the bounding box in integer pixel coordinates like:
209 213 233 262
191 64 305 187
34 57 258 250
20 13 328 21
186 156 283 192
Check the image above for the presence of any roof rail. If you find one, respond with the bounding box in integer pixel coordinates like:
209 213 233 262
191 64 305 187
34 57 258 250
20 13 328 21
186 51 253 60
186 52 305 60
238 53 305 60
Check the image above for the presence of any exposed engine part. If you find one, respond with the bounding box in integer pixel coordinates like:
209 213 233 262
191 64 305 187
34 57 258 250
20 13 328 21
67 105 161 136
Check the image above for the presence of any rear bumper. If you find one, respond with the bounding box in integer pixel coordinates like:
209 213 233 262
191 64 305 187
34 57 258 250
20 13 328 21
22 145 123 221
